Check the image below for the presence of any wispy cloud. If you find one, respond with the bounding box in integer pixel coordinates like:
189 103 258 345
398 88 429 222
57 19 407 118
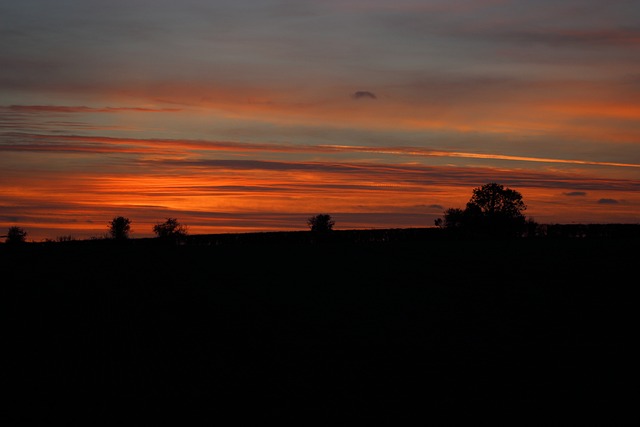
494 28 640 48
319 145 640 169
6 105 182 113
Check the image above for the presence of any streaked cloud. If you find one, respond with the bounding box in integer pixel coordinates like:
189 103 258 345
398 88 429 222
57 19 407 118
477 28 640 48
3 132 640 172
6 105 181 113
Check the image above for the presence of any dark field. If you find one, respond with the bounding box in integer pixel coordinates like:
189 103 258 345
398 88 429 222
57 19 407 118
2 229 638 425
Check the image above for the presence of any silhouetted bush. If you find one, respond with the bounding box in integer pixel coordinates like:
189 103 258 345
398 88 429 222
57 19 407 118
307 214 335 232
108 216 131 240
5 226 27 244
153 217 188 243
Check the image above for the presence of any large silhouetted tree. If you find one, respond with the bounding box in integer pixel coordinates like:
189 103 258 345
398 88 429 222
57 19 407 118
5 226 28 244
153 218 188 241
435 183 531 237
109 216 131 240
307 214 335 233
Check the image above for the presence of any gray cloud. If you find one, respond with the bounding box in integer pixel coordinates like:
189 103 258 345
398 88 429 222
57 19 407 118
352 91 377 100
564 191 587 196
414 204 444 210
597 198 619 204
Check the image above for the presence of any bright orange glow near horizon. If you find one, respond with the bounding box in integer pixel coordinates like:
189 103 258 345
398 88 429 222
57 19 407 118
1 1 639 241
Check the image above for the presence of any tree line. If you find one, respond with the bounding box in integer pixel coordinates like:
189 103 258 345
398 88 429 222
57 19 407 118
2 182 542 244
3 213 340 244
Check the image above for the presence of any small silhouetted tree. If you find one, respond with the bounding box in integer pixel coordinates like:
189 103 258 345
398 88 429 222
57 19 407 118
307 214 335 232
153 218 188 241
109 216 131 240
435 183 531 237
434 208 466 231
5 226 28 244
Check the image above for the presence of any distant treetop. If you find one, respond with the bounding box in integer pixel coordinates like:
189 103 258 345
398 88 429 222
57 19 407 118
307 214 335 232
153 217 188 241
5 226 28 244
435 182 533 237
109 216 131 240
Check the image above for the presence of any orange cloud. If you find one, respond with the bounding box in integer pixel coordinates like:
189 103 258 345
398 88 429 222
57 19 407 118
3 149 639 242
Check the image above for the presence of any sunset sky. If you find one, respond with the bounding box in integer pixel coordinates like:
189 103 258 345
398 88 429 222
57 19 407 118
2 0 639 241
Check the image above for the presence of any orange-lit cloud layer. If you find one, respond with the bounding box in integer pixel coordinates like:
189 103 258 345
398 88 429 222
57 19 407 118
1 0 639 241
2 130 638 241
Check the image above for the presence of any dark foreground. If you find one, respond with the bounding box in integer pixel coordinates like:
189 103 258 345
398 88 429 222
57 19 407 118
2 232 638 425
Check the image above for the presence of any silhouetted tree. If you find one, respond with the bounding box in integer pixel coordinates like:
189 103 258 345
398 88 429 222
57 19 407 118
5 226 27 244
109 216 131 240
153 218 188 241
307 214 335 232
435 183 531 237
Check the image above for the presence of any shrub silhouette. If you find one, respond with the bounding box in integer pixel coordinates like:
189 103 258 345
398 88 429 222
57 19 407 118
307 214 335 232
153 218 188 241
435 182 531 237
5 226 28 244
108 216 131 240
